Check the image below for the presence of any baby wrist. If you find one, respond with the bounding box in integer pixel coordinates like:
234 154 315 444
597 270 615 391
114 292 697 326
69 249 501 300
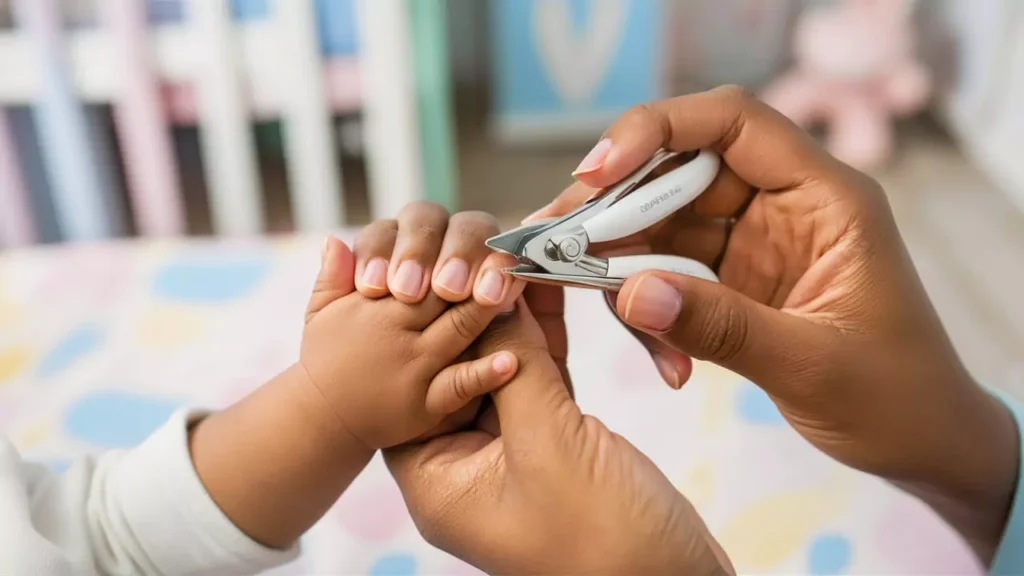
285 362 376 459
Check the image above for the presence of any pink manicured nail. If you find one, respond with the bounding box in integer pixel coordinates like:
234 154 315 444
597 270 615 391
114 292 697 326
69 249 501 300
624 276 682 332
361 258 388 290
321 236 330 267
436 259 470 293
653 354 682 389
572 138 612 176
476 269 505 304
492 352 515 375
392 260 425 297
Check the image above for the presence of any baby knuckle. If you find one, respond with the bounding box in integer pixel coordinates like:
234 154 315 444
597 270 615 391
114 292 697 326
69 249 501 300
449 211 499 241
399 200 449 220
355 219 398 248
451 364 481 403
697 299 749 364
401 202 450 235
414 222 445 243
448 306 484 342
452 210 499 230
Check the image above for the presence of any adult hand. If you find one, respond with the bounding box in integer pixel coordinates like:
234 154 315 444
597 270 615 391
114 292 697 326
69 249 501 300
383 289 732 576
528 85 1019 563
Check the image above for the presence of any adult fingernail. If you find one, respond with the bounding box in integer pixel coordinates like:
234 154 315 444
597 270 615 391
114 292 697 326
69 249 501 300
321 236 330 268
572 138 612 176
393 260 425 297
477 269 505 304
624 276 682 332
361 258 388 290
436 259 470 293
653 354 682 390
492 352 515 375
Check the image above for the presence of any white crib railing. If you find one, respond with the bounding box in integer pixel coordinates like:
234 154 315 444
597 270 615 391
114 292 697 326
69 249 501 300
0 0 455 246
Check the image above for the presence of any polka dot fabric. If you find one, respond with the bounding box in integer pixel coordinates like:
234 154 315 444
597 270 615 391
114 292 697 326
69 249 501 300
0 235 982 575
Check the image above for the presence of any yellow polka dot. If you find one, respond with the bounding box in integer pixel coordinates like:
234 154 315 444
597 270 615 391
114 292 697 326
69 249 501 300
16 421 51 450
136 306 206 349
141 240 181 263
718 488 848 571
678 461 716 513
0 300 22 330
691 360 744 386
273 236 305 254
0 346 31 383
691 361 742 434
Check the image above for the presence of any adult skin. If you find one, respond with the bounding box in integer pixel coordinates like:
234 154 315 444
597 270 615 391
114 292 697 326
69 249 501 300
527 85 1019 565
386 286 734 575
379 85 1016 573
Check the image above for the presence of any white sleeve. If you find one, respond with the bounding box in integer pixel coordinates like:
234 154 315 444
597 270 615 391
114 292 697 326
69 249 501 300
0 410 299 576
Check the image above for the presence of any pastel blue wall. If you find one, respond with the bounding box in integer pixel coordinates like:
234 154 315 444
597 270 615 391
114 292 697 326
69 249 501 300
145 0 358 57
491 0 661 117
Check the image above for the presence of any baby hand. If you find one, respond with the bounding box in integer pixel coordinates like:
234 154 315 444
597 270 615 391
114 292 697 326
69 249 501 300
300 203 523 451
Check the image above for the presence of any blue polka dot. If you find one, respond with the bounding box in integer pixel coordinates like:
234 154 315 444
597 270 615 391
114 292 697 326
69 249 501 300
153 257 270 303
37 324 104 378
369 553 417 576
736 380 785 426
64 392 179 447
808 533 852 575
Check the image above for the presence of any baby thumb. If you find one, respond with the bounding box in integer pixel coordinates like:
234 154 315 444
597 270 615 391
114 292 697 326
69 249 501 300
305 236 356 323
615 271 822 393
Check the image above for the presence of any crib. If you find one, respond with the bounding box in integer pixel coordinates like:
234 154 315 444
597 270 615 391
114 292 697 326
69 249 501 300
0 0 455 246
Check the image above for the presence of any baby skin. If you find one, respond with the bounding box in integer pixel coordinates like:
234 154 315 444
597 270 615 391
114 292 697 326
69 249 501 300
187 203 524 549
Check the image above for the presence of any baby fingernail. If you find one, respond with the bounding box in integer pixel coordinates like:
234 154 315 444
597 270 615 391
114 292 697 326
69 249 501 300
572 138 612 176
477 269 505 304
393 260 425 297
436 259 470 293
492 352 515 375
624 276 682 332
653 354 682 390
361 258 388 290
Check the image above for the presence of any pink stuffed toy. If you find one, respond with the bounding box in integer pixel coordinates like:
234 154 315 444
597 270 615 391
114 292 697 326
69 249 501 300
761 0 931 170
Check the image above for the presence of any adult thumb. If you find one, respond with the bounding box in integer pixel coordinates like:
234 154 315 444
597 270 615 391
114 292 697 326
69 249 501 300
477 298 581 446
615 271 829 392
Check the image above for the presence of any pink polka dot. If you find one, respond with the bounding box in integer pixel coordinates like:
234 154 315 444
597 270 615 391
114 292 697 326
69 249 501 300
0 404 14 424
873 495 982 574
333 481 412 542
443 559 487 576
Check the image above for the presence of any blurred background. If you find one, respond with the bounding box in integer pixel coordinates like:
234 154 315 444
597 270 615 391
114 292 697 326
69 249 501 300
1 1 1023 573
1 0 1020 391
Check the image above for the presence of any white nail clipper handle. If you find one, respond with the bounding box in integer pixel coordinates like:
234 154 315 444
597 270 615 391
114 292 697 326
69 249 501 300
606 254 719 283
582 149 720 243
582 149 722 283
